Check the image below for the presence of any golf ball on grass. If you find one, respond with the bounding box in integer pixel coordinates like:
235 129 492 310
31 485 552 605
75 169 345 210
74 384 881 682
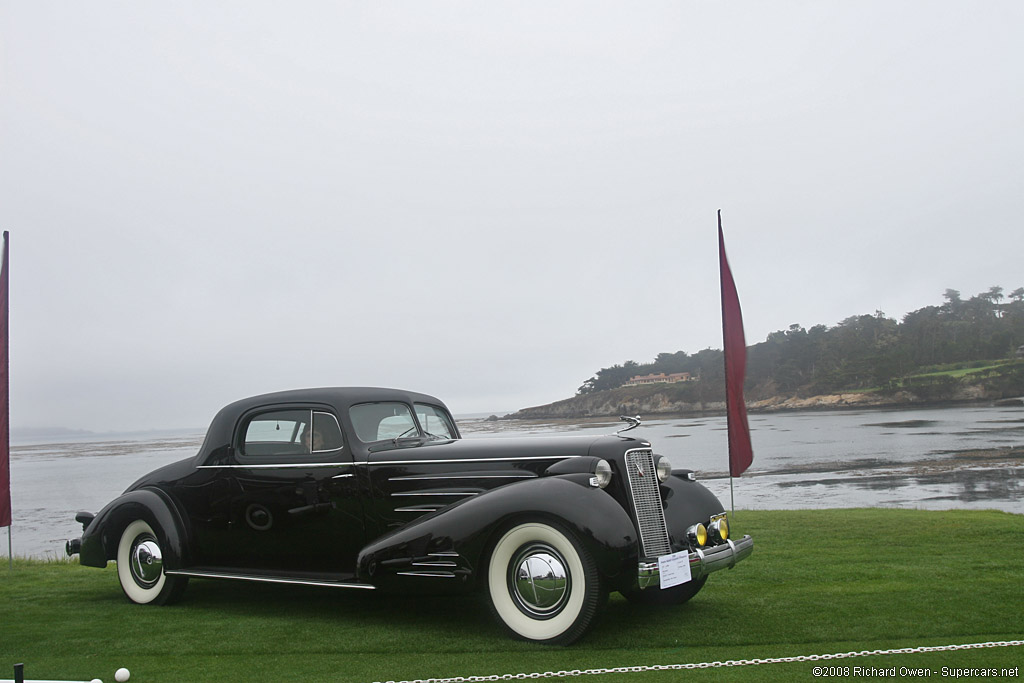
115 668 130 682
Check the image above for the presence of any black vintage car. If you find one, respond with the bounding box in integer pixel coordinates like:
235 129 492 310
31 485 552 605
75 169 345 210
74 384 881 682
67 387 753 644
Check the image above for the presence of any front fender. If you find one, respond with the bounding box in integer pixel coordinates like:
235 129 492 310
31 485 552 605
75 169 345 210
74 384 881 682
661 472 727 549
78 487 189 570
357 476 638 591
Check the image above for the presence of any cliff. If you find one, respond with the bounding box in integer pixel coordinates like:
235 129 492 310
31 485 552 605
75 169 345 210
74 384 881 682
509 373 1021 420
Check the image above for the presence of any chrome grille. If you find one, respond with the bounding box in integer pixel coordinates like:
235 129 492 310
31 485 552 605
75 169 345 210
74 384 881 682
624 448 671 557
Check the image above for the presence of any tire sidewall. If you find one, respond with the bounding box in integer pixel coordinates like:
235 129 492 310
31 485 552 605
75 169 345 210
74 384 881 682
487 522 589 642
117 519 167 604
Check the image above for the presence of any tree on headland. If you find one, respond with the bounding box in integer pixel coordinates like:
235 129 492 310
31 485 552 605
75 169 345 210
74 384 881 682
576 286 1024 399
577 360 641 395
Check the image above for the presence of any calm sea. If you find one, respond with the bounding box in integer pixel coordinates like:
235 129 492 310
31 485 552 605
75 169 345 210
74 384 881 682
6 403 1022 559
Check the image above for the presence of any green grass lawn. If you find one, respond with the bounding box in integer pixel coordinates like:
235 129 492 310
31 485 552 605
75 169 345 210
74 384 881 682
909 360 1020 380
3 509 1022 682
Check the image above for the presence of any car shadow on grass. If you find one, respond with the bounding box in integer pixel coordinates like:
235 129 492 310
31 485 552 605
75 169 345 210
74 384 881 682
70 567 736 651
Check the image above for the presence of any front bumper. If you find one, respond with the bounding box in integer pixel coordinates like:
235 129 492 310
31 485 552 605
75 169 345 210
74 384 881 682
637 534 753 589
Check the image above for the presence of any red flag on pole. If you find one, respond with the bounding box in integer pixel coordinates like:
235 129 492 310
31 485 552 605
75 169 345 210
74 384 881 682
718 212 753 478
0 231 10 528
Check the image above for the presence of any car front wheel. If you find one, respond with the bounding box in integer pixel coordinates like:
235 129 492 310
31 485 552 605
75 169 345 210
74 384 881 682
485 521 605 645
116 519 187 605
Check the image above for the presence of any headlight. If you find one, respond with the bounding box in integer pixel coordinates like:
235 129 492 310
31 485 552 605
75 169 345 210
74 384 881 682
591 459 612 488
686 523 707 548
654 455 672 483
709 515 729 542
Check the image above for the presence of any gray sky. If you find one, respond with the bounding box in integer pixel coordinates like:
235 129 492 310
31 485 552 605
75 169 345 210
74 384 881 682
3 2 1022 432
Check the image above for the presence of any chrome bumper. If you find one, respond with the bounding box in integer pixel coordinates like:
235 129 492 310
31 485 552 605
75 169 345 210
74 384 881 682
637 534 753 589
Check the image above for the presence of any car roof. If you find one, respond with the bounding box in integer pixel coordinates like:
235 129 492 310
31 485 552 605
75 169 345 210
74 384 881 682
223 387 446 411
196 387 452 460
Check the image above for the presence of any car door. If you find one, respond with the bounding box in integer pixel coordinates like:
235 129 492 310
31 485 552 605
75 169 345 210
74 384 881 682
191 405 366 576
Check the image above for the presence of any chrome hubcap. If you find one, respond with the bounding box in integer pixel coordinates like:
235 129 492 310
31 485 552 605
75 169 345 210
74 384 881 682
510 543 569 617
131 538 163 587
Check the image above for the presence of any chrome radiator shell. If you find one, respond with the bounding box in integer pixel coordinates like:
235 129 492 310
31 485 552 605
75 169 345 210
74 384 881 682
624 448 672 558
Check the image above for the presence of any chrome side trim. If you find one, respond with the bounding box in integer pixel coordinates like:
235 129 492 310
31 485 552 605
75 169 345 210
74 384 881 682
396 571 456 578
429 552 459 557
198 462 353 470
199 455 580 470
370 455 582 466
388 474 535 481
164 569 375 590
331 473 354 479
412 561 457 568
390 491 478 497
395 506 439 513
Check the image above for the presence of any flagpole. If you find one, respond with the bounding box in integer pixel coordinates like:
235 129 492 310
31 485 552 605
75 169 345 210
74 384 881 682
729 473 735 515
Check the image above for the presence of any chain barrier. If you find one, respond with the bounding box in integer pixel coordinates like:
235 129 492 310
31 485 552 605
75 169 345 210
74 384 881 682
373 639 1024 683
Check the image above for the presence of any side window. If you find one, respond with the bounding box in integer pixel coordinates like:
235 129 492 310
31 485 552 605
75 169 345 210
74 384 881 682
243 409 309 457
310 412 345 453
415 403 456 439
242 409 345 458
350 402 417 442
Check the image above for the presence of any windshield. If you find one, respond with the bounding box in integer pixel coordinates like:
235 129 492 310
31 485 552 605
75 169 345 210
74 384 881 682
349 402 417 442
349 401 457 442
415 403 456 438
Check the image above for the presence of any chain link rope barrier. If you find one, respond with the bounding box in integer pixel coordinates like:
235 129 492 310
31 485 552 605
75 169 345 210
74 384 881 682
373 639 1023 683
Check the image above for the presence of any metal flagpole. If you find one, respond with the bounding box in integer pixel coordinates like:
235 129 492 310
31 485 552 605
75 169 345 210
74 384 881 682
730 473 735 515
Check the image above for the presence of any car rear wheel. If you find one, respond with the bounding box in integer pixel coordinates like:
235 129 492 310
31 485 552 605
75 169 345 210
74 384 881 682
116 519 187 605
485 521 605 645
621 575 707 605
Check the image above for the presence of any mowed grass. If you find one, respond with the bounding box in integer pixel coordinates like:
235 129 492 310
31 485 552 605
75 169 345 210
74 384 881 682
2 509 1022 682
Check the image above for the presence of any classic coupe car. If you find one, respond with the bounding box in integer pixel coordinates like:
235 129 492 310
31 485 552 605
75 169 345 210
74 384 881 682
67 387 753 644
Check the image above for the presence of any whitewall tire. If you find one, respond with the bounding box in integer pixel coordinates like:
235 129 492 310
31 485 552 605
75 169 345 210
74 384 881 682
486 521 604 644
116 519 187 605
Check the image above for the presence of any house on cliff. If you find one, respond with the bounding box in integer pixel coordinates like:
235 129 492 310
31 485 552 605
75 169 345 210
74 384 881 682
624 372 693 386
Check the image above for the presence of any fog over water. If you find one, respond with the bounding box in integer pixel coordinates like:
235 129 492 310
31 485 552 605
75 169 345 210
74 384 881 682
5 3 1024 433
7 404 1022 559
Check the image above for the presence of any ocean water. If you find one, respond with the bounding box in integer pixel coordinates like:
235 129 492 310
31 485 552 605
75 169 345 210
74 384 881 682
6 403 1022 559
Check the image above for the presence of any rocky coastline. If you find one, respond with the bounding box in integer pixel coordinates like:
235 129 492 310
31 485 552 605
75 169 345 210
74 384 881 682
506 383 1023 420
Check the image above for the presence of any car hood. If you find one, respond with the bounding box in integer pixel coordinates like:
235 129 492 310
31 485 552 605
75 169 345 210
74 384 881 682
366 433 609 465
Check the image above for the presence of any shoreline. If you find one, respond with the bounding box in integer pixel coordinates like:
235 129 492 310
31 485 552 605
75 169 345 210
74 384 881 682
503 392 1024 421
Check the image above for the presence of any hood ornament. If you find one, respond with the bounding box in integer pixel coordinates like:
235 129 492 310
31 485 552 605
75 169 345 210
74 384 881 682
615 415 641 435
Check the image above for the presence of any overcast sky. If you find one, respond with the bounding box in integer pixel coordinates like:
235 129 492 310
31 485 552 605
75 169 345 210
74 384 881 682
2 2 1022 432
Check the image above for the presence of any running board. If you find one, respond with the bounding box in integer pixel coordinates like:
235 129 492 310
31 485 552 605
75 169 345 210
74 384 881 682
165 569 375 590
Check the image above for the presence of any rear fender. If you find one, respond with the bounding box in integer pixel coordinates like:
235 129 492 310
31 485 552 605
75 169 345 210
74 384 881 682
79 488 189 569
357 476 637 590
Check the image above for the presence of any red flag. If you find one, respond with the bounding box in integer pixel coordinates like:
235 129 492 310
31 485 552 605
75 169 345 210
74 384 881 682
0 231 10 527
718 213 753 477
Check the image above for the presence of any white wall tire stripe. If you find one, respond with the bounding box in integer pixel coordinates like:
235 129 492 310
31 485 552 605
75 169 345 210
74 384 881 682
117 519 166 604
487 522 588 642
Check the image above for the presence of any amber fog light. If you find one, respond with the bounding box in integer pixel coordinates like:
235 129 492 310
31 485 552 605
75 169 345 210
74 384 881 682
686 523 708 548
710 516 729 543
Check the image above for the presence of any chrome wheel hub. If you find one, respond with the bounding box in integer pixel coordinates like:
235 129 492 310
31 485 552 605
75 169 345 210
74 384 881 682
509 543 569 618
130 538 163 587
